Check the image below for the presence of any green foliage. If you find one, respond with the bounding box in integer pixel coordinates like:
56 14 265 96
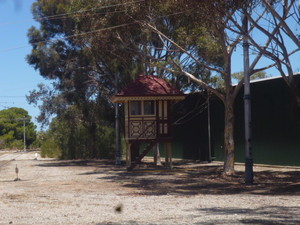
40 136 62 158
232 71 270 82
40 105 115 159
0 107 37 149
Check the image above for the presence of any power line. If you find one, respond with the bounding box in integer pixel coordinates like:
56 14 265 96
0 0 144 27
0 96 25 98
0 22 136 53
36 0 144 21
0 45 31 53
0 0 144 52
0 6 189 53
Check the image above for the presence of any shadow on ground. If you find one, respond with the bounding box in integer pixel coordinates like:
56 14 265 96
93 205 300 225
194 205 300 225
35 159 300 196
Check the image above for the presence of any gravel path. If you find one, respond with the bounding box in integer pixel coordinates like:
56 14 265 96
0 151 299 225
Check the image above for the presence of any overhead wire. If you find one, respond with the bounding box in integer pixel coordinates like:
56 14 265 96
0 0 148 53
36 0 144 21
0 0 144 26
173 95 208 125
0 2 192 103
0 22 136 53
0 96 25 98
0 7 190 53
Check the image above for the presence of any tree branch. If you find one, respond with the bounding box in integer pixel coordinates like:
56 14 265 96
143 22 226 76
262 0 300 47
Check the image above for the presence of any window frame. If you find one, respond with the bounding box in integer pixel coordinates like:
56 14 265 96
143 100 155 115
129 100 156 116
130 101 142 115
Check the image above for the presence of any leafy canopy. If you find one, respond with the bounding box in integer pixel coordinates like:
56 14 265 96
0 107 37 149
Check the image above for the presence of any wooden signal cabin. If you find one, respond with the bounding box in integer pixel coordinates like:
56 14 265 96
112 74 185 170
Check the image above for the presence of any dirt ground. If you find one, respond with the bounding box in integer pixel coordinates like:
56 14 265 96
0 150 300 225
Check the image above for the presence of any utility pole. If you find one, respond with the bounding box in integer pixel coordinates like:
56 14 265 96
23 116 26 152
243 13 254 184
115 73 121 165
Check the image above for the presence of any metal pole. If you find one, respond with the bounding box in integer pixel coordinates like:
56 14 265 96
115 73 121 165
243 13 254 184
115 102 121 165
23 116 26 152
207 91 212 162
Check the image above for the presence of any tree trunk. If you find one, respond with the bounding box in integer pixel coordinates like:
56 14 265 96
223 96 235 175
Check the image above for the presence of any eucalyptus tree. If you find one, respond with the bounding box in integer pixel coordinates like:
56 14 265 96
26 0 212 158
128 0 300 174
63 0 246 174
232 71 269 82
26 0 137 157
124 0 252 175
26 0 195 123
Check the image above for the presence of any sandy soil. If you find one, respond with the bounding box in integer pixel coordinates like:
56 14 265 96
0 150 300 225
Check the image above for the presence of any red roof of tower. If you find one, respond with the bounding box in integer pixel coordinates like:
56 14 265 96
115 74 184 97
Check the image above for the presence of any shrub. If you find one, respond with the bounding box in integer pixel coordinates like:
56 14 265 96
40 138 62 158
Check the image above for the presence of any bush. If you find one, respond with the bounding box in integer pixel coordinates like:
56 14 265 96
40 137 62 158
10 139 24 150
39 118 116 160
96 125 115 159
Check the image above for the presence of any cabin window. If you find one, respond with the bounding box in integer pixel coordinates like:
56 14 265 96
130 100 155 116
144 100 155 115
130 101 141 115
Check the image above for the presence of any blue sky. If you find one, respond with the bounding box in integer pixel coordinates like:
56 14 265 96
0 0 49 130
0 0 299 131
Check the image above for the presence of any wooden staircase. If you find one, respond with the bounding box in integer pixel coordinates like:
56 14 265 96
127 141 157 171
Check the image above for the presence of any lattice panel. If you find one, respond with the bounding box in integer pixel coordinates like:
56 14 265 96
129 120 156 139
143 121 156 139
129 121 142 138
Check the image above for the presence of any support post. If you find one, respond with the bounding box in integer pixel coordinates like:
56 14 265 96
153 143 162 166
168 142 172 169
115 102 121 165
165 142 172 169
243 13 254 184
115 73 121 165
126 143 131 168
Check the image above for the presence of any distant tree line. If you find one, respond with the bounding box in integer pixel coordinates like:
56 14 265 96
0 107 36 150
37 105 116 159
